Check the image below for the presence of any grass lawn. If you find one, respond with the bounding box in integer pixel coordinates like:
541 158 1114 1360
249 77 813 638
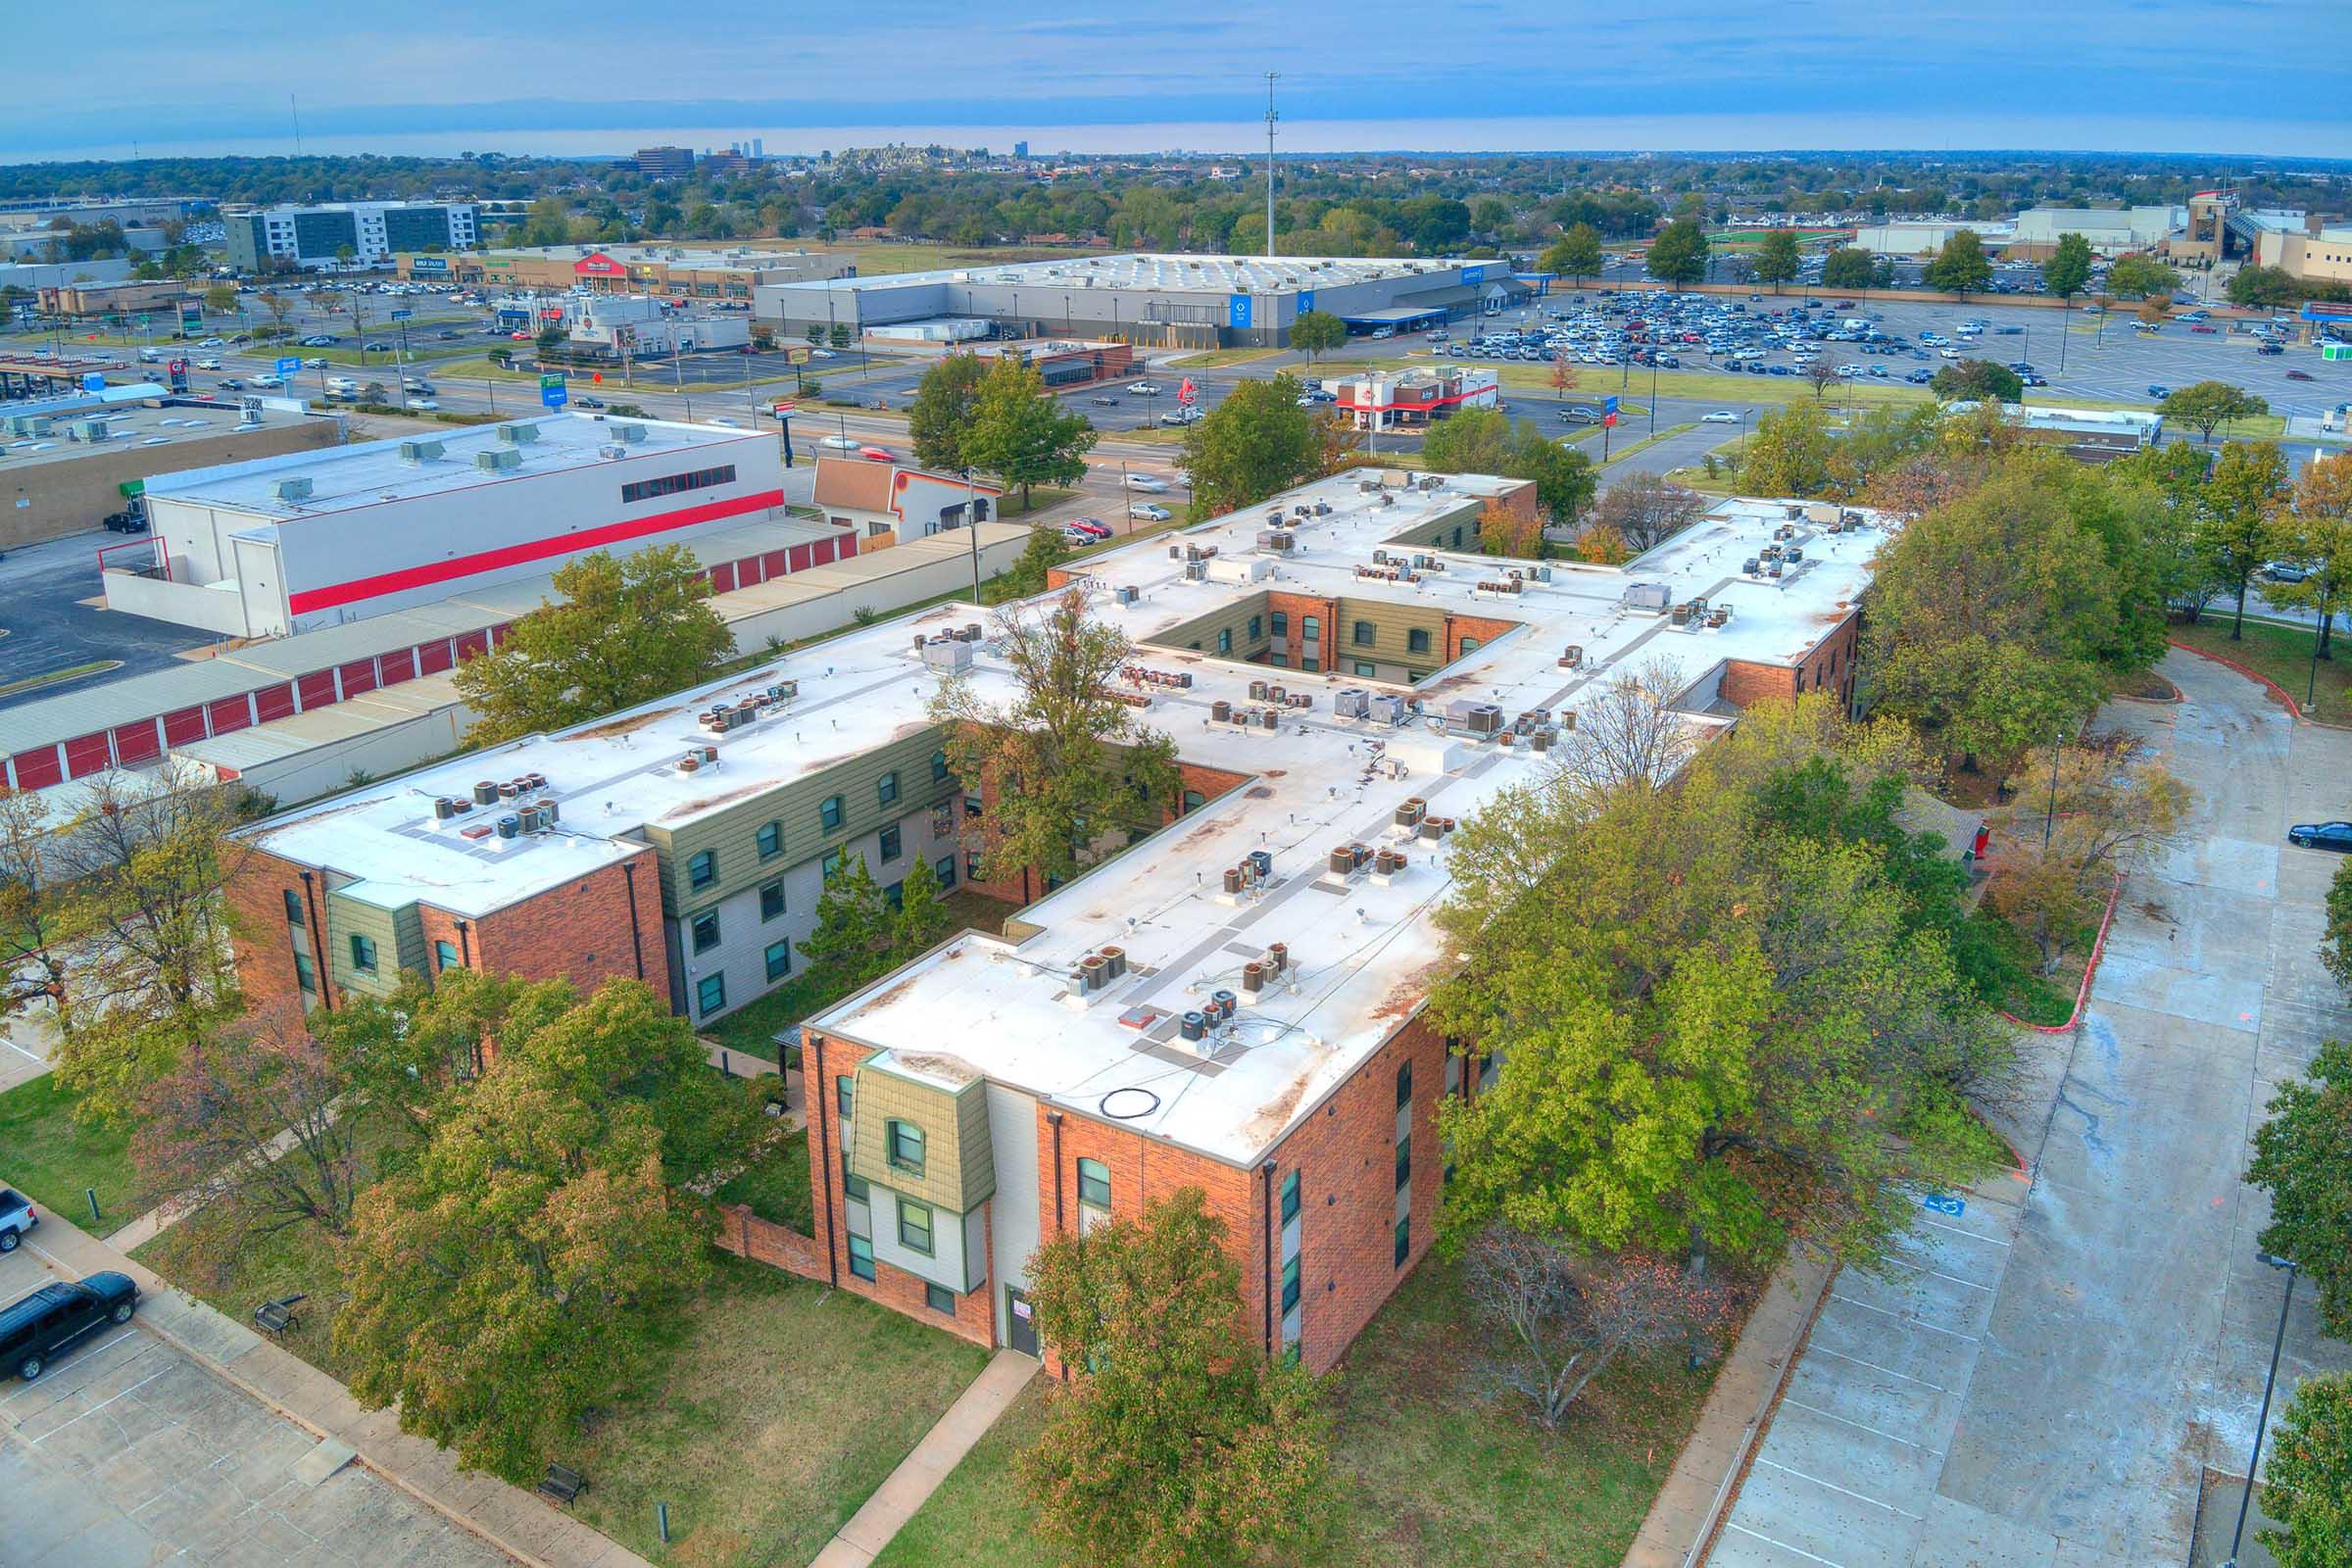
133 1194 352 1375
0 1075 144 1224
711 1127 813 1233
1963 906 2082 1028
1166 347 1285 369
996 487 1077 518
2169 614 2352 725
564 1252 990 1567
872 1257 1724 1568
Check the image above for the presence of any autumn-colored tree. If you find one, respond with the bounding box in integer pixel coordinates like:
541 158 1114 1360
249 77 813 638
1986 737 2188 970
1740 399 1838 498
1595 472 1710 552
1549 354 1581 400
1021 1189 1331 1568
2258 1372 2352 1568
2267 453 2352 661
1479 497 1546 559
1803 359 1844 401
0 790 71 1022
930 587 1180 902
1575 521 1631 564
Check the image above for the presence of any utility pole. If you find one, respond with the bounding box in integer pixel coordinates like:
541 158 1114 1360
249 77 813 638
1263 73 1279 261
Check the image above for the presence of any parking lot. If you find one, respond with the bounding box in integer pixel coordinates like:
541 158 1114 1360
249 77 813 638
0 1245 511 1566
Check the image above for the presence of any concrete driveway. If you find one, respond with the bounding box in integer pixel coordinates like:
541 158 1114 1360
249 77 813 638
1710 649 2352 1568
0 1246 510 1566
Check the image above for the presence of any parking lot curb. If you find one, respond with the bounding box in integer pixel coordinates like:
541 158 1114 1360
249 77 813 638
1995 869 2123 1035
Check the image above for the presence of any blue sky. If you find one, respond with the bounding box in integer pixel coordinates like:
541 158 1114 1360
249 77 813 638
5 1 2348 161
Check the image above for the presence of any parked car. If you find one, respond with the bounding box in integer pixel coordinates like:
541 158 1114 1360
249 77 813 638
1158 408 1201 426
1 1271 139 1382
1129 503 1172 522
2257 342 2284 356
0 1187 35 1252
1066 518 1112 540
1700 411 1739 423
1127 381 1163 396
2147 384 2171 399
2287 821 2352 852
1089 395 1120 406
808 348 838 360
2263 561 2311 583
2287 369 2315 381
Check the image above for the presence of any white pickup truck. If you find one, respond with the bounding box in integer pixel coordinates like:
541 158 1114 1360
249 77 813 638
0 1187 36 1253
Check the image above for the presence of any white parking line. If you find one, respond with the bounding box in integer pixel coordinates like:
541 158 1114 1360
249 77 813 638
1 1034 46 1065
1882 1257 1997 1295
1722 1521 1850 1567
1913 1213 2013 1249
1805 1345 1950 1392
1827 1294 1983 1343
1752 1455 1926 1520
1779 1395 1942 1453
27 1352 169 1441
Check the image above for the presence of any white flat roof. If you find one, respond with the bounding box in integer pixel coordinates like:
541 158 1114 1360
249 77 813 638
769 253 1476 298
238 467 1882 1164
143 413 767 521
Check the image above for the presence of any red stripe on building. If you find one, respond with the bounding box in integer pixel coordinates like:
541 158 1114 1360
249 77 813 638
285 489 785 615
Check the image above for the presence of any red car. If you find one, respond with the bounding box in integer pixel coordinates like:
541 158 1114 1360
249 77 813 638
2190 324 2216 333
858 446 893 462
2286 369 2315 381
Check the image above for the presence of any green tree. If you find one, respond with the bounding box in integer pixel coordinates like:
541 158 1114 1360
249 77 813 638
2159 380 2270 447
1178 373 1324 519
804 322 825 346
202 282 236 315
1932 360 2026 404
801 851 896 986
2043 232 2093 305
829 322 852 349
1752 228 1801 292
930 587 1180 902
2229 265 2303 310
1740 399 1838 497
906 351 987 472
1820 246 1874 291
963 355 1099 507
1021 1189 1331 1568
333 978 732 1482
453 546 736 744
891 855 954 960
1288 309 1347 365
2261 1373 2352 1568
1416 408 1594 529
1923 229 1992 296
997 519 1073 600
2104 255 2181 300
2270 454 2352 661
2247 1039 2352 1341
333 243 357 270
1539 222 1604 288
2328 860 2352 994
1644 219 1709 287
2201 439 2291 640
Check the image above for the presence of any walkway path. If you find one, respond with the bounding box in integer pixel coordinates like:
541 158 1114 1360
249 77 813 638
808 1348 1038 1567
13 1203 652 1568
1693 649 2352 1567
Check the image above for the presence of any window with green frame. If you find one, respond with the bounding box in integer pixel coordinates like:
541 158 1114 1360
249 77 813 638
1353 619 1375 646
841 1146 869 1202
1407 627 1432 655
848 1234 875 1280
1354 662 1376 677
1395 1215 1410 1266
349 933 377 972
691 908 720 953
836 1077 854 1118
898 1195 934 1255
764 940 792 981
887 1119 925 1175
877 769 900 808
822 847 850 880
820 794 845 831
696 972 726 1015
688 849 716 888
293 951 317 994
879 823 902 861
1281 1254 1300 1312
1077 1157 1110 1211
1216 627 1233 654
1248 614 1262 640
1270 610 1289 637
925 1282 956 1313
931 749 952 782
1280 1170 1299 1223
756 820 782 860
760 879 786 921
434 939 459 972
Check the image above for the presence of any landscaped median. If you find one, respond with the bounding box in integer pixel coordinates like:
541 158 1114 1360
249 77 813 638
2167 613 2352 726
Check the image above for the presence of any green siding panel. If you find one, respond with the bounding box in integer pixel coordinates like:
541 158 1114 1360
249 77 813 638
323 882 416 1000
845 1059 995 1215
1143 591 1274 664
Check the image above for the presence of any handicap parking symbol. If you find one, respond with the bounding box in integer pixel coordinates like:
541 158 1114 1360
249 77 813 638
1923 1194 1966 1216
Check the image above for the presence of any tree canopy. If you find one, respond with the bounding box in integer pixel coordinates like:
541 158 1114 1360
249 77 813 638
1643 219 1710 287
1820 247 1874 291
1417 408 1596 529
1923 229 1992 295
2248 1039 2352 1341
1752 229 1801 291
1288 310 1348 363
1740 400 1838 498
2043 232 2094 300
2260 1373 2352 1568
1178 373 1327 519
2200 438 2291 640
2104 255 2181 300
453 546 735 744
1540 222 1604 284
1932 360 2026 405
964 355 1099 505
2158 380 2269 446
906 351 988 472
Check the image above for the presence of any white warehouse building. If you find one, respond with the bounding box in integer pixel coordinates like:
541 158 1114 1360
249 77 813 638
107 415 788 639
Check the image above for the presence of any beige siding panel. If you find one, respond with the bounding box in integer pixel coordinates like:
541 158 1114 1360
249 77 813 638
846 1060 996 1214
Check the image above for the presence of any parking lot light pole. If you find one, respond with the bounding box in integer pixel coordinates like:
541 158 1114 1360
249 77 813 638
961 467 982 605
2222 1251 2299 1568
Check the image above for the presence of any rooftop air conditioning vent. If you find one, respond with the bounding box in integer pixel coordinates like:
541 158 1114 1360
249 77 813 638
599 443 628 460
72 417 111 442
614 422 647 443
475 448 523 472
271 476 313 502
498 422 541 445
398 439 446 465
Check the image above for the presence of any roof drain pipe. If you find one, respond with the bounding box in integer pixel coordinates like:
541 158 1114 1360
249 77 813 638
1261 1158 1277 1357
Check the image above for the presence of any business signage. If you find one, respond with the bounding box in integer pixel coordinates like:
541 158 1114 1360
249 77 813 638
1298 290 1315 316
410 256 449 274
540 370 567 410
275 357 302 377
573 253 627 277
2301 301 2352 320
81 371 107 392
1228 293 1253 330
1602 395 1620 416
1460 265 1486 286
390 309 413 321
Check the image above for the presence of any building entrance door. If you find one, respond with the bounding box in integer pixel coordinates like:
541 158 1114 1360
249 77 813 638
1006 1287 1039 1356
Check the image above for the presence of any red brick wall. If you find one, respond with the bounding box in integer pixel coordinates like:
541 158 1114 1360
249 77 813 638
714 1203 826 1276
465 846 669 996
1267 589 1341 671
1720 608 1861 715
1443 612 1519 666
223 846 328 1012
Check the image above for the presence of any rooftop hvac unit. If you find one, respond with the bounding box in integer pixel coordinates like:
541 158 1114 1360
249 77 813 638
614 422 648 443
475 447 523 471
496 814 521 839
1334 688 1370 718
498 422 541 445
599 443 628 460
1447 700 1505 735
921 638 974 672
1257 530 1294 552
271 476 314 503
1184 562 1207 582
70 417 110 442
1623 581 1672 612
1367 693 1408 725
4 415 52 437
1113 584 1139 606
398 439 445 465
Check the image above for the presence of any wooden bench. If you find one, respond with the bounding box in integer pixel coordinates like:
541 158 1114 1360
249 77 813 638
252 1295 307 1335
538 1464 585 1505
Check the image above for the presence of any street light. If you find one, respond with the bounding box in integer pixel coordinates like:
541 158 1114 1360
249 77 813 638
2221 1251 2300 1568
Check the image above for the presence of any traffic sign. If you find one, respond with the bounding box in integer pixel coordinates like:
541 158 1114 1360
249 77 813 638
1602 413 1617 428
275 357 301 377
390 309 413 321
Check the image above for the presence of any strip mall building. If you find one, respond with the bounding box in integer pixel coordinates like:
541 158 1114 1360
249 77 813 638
226 470 1877 1373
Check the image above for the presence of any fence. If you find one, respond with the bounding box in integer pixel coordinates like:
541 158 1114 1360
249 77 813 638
714 1203 827 1280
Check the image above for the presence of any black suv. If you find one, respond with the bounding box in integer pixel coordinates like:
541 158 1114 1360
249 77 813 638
0 1272 139 1381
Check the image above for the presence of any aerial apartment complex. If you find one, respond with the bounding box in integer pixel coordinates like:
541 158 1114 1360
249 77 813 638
226 469 1877 1372
223 202 480 270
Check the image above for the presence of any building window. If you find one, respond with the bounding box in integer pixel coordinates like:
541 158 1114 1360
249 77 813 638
1182 789 1205 813
282 889 304 923
1216 627 1233 655
1353 619 1375 647
1395 1216 1410 1266
888 1120 926 1176
1077 1157 1111 1212
1281 1254 1301 1312
1354 662 1376 678
1451 526 1464 548
688 849 716 889
349 933 377 973
820 795 845 831
931 750 952 782
1248 614 1262 640
898 1195 934 1254
935 855 957 889
1268 652 1288 667
879 823 903 862
965 852 984 884
1396 1060 1413 1107
1270 611 1288 638
434 939 459 972
885 880 905 910
764 940 793 981
696 972 727 1015
837 1077 855 1119
1407 627 1432 655
848 1234 876 1281
1459 636 1481 656
878 770 900 808
845 1157 870 1202
1300 614 1320 643
692 908 721 953
620 464 736 506
293 952 318 994
1396 1139 1412 1190
963 793 984 819
822 848 851 881
1479 1053 1499 1091
757 820 783 860
760 879 786 921
1301 656 1320 673
925 1282 956 1314
1280 1170 1299 1223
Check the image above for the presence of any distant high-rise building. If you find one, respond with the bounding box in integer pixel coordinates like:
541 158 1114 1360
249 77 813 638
1013 141 1029 159
635 146 695 179
751 138 763 159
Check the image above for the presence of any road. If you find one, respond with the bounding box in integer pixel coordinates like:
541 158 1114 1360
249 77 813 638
1710 649 2352 1568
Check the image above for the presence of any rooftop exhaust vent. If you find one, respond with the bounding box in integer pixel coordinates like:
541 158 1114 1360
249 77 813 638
498 422 541 445
271 476 313 503
474 448 522 472
613 422 647 443
398 439 445 465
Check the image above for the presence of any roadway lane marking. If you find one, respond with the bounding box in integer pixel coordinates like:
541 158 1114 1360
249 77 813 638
1722 1521 1851 1567
1752 1455 1926 1520
1 1034 46 1065
1780 1396 1942 1453
1827 1293 1983 1343
1805 1345 1951 1392
1914 1212 2014 1248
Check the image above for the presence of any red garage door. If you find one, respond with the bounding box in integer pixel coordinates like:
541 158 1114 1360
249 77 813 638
379 648 416 686
455 630 488 660
762 549 791 578
253 683 295 722
162 706 210 746
416 639 454 676
9 748 63 790
788 543 813 572
295 670 336 710
708 563 737 594
64 733 112 778
112 721 161 765
338 658 378 698
837 533 858 560
735 556 764 587
208 695 254 735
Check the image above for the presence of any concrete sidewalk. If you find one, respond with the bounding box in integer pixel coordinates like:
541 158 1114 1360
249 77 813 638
15 1203 652 1568
809 1348 1038 1567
